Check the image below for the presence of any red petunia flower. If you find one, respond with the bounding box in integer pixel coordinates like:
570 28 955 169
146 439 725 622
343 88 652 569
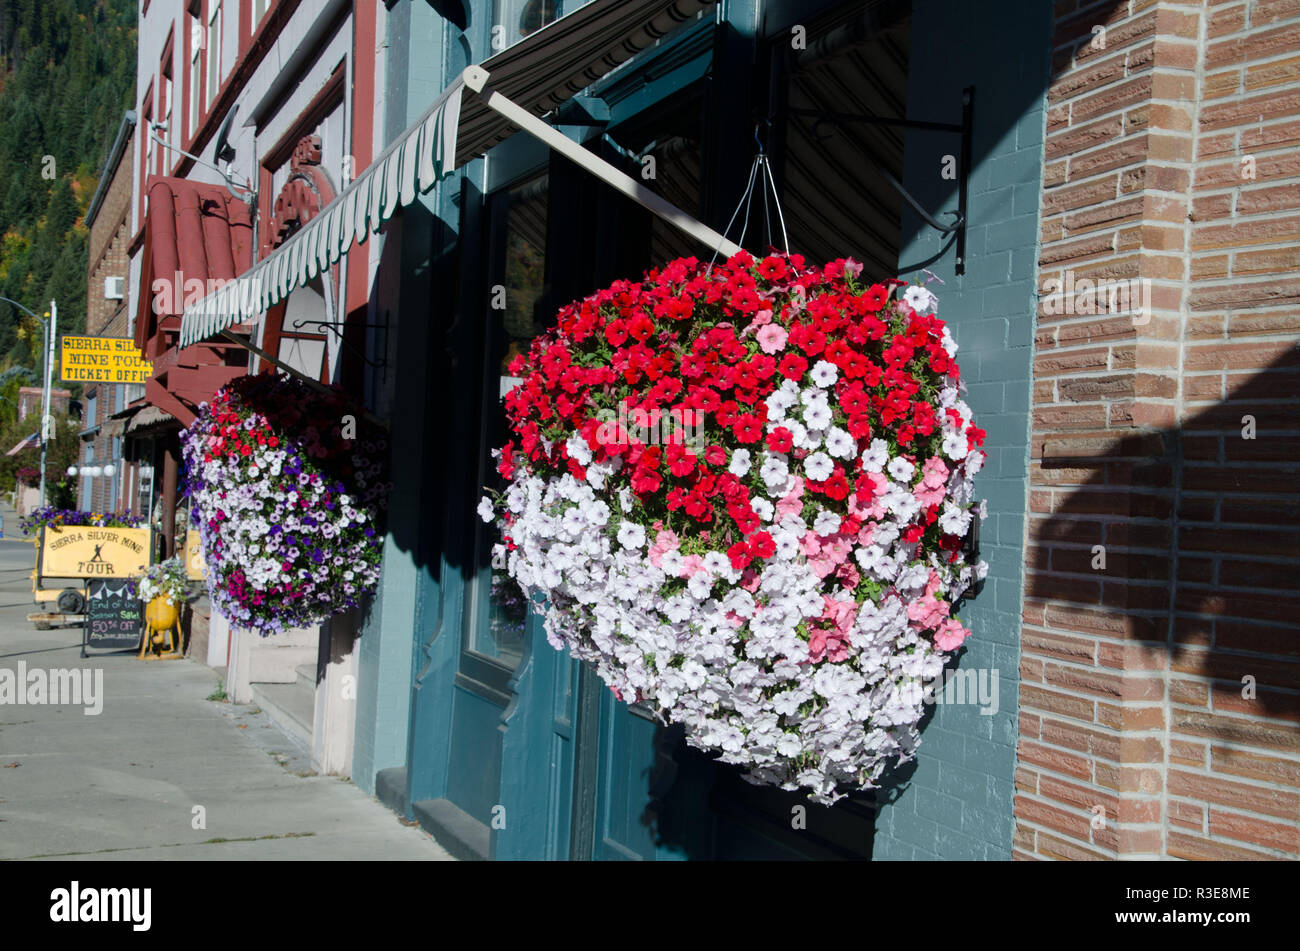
757 256 788 282
777 353 809 380
766 427 793 453
628 314 655 342
747 530 776 559
605 320 628 346
863 284 890 311
727 542 752 570
732 415 763 444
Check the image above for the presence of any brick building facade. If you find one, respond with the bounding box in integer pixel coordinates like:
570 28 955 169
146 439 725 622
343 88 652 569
80 111 140 514
103 0 1293 861
15 387 71 421
1019 0 1300 859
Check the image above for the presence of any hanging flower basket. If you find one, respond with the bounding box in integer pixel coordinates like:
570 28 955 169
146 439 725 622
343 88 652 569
480 251 988 803
181 374 388 636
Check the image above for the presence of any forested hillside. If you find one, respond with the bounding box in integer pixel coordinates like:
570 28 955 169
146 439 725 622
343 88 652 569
0 0 136 378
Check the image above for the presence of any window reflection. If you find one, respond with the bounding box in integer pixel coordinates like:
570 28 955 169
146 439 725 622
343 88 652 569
467 175 549 669
492 0 591 49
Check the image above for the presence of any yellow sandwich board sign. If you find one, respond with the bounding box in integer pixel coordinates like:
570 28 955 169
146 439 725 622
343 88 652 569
184 529 206 580
60 336 153 384
38 526 152 579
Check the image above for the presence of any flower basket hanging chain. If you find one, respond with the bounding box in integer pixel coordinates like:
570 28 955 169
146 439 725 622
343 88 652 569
481 241 988 803
706 124 789 276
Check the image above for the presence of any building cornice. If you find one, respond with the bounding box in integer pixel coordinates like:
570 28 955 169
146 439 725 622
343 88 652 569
86 111 138 229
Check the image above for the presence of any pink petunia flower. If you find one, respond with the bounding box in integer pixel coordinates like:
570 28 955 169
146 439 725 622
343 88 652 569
933 618 970 651
648 528 681 568
756 323 788 354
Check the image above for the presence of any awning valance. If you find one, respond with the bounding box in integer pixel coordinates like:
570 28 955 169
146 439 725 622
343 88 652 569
180 0 724 349
179 78 463 347
126 406 177 434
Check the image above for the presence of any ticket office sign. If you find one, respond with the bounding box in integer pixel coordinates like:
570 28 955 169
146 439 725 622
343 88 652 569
38 526 152 580
60 336 153 384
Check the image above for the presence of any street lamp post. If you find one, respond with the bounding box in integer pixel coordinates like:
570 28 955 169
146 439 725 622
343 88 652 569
38 301 57 509
0 296 57 508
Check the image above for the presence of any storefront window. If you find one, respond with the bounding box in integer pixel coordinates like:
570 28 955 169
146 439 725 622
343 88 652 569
466 174 550 669
490 0 593 52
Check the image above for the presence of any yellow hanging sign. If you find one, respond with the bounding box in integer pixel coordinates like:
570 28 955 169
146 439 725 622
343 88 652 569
60 336 153 384
38 525 152 579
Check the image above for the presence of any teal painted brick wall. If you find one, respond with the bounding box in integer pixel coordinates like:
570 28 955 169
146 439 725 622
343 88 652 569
351 0 454 794
871 0 1052 860
353 537 415 793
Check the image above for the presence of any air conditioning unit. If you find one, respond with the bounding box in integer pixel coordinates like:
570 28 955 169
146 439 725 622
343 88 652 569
104 276 125 300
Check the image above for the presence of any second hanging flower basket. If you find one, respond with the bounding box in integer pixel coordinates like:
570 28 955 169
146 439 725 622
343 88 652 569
182 374 388 637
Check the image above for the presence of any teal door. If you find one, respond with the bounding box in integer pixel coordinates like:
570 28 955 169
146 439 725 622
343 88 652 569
439 160 587 859
435 3 905 858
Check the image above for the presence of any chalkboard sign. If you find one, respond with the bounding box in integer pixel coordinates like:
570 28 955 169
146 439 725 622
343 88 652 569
84 580 143 653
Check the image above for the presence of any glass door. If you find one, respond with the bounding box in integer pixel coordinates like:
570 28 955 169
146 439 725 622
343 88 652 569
460 172 550 686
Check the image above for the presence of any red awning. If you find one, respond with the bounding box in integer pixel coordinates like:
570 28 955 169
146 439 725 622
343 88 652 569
136 177 253 338
134 177 255 426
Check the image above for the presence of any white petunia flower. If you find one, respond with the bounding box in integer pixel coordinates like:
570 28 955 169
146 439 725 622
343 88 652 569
660 550 685 578
759 453 790 492
802 401 832 430
887 456 915 483
804 452 834 482
566 433 593 466
813 510 841 536
617 522 646 549
703 552 730 575
904 285 937 314
824 427 855 460
809 360 839 387
857 439 889 472
942 430 969 461
939 502 972 536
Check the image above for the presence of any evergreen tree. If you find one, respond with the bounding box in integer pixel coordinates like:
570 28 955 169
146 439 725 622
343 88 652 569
0 0 135 374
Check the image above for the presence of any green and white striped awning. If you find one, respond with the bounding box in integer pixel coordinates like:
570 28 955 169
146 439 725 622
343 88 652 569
179 0 721 348
178 79 462 347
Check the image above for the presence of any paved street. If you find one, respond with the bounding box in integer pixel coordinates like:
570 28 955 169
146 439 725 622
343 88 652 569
0 500 452 861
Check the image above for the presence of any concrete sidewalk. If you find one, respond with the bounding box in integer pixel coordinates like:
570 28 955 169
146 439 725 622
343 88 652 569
0 498 452 860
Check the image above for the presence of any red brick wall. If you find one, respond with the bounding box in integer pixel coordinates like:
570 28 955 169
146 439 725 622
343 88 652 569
1019 0 1300 860
85 131 137 515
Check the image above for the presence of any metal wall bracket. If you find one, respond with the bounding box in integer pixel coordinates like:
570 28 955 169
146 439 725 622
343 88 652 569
786 86 974 275
288 317 390 371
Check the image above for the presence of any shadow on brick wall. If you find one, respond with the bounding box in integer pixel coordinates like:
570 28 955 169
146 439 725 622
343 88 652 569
1027 346 1300 719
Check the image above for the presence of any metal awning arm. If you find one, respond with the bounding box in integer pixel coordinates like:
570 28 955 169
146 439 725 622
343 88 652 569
786 87 974 274
461 65 744 259
219 330 388 428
